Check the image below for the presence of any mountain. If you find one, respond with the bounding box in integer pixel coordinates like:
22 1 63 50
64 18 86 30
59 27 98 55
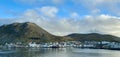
67 33 120 42
0 22 72 45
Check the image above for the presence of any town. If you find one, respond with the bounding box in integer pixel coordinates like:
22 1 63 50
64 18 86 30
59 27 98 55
1 41 120 50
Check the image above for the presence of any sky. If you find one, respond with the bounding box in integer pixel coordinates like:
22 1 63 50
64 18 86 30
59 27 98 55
0 0 120 37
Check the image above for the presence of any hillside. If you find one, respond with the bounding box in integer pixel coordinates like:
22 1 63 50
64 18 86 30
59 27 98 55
67 33 120 42
0 22 71 45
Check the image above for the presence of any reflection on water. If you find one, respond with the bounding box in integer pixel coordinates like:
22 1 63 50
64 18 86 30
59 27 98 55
0 48 120 57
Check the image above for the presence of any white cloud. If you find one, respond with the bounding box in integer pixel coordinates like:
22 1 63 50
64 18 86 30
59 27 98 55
80 15 120 36
73 0 120 16
37 6 58 18
11 8 120 37
70 12 80 19
0 19 15 25
91 9 101 15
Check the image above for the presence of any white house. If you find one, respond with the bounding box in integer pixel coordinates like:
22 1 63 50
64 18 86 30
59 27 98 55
28 42 40 47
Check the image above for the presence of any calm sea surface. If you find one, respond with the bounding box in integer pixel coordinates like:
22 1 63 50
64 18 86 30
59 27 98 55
0 48 120 57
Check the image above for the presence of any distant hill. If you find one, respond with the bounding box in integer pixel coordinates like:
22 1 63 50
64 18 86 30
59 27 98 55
0 22 72 45
67 33 120 42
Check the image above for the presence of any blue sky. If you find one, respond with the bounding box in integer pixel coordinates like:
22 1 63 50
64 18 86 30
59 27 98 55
0 0 120 18
1 0 120 36
0 0 108 18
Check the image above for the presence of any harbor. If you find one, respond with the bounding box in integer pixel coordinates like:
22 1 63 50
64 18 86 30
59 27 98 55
2 41 120 50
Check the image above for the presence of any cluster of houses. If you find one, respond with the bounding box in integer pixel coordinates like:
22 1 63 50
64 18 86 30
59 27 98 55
74 41 120 49
28 42 67 48
3 41 120 50
5 42 69 48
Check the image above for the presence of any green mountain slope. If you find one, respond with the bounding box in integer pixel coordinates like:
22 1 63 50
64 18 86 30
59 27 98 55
0 22 71 44
67 33 120 42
